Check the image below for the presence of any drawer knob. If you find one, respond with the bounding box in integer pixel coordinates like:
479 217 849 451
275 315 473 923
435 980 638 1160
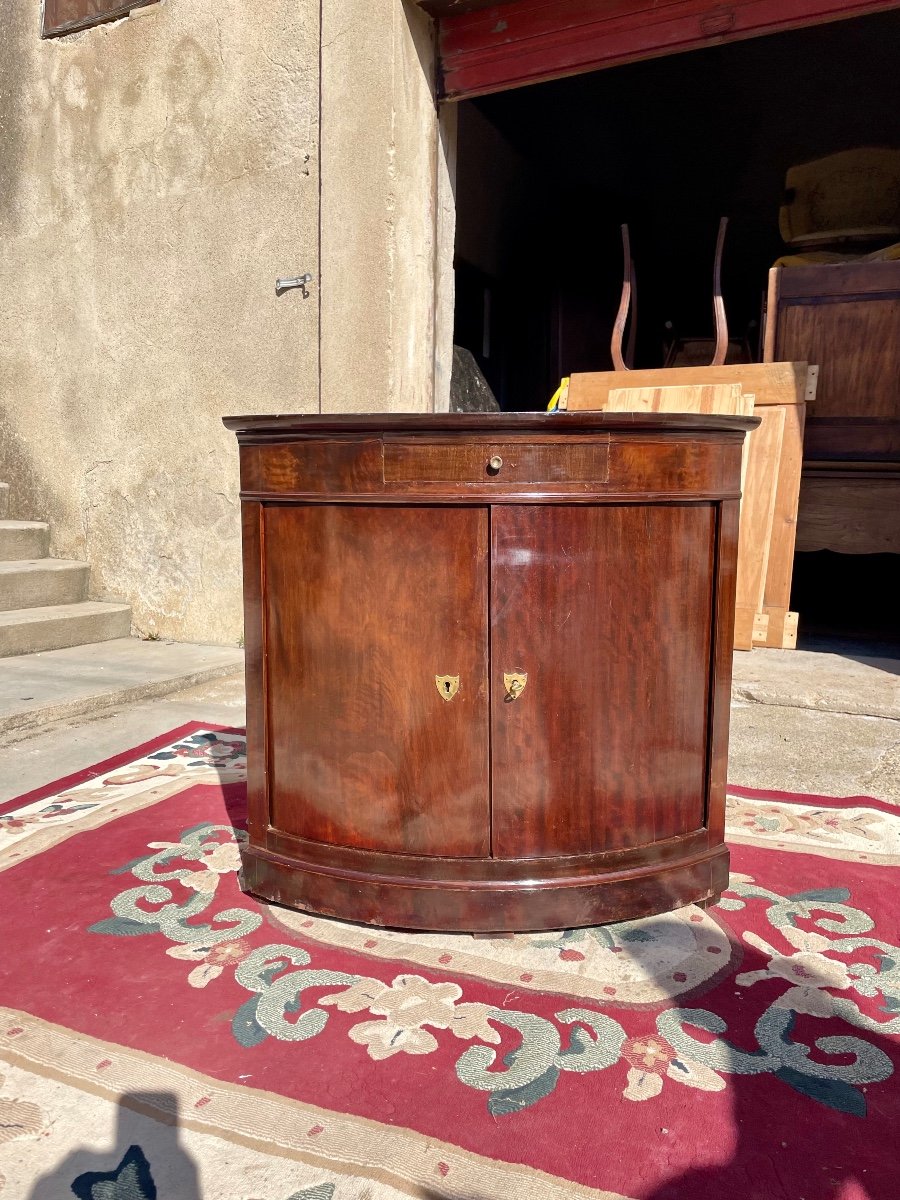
487 455 503 474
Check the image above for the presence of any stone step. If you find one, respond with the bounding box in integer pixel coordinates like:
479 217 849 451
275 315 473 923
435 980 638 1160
0 484 8 519
0 521 50 561
0 601 132 657
0 559 90 612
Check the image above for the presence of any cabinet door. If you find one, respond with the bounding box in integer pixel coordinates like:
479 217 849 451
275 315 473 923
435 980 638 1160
264 505 490 857
490 504 715 859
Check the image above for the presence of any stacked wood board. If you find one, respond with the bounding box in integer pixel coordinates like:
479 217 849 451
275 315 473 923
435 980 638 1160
561 363 818 650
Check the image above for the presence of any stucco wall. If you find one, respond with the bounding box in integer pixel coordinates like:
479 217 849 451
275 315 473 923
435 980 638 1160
320 0 444 415
0 0 444 643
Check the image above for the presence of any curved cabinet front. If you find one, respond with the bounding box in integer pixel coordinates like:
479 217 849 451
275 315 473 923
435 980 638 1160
224 412 755 932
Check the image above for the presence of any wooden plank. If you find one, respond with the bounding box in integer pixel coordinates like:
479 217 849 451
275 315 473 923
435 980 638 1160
735 405 785 646
773 258 900 300
734 607 768 652
752 612 771 644
761 401 806 646
763 609 799 649
566 363 809 410
435 0 900 100
803 418 900 461
606 383 748 415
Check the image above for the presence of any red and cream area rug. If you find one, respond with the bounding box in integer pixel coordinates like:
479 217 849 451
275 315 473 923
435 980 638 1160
1 723 898 1200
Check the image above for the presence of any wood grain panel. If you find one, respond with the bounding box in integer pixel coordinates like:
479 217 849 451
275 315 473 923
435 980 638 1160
263 504 490 856
607 437 744 497
777 298 900 421
241 440 384 495
490 504 715 859
767 263 900 468
802 418 900 462
606 383 748 415
796 477 900 553
383 438 610 484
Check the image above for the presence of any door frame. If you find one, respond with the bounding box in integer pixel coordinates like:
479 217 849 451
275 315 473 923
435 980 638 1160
425 0 900 99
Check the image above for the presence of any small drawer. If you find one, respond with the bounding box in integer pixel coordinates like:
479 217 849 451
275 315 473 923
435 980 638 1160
383 439 610 485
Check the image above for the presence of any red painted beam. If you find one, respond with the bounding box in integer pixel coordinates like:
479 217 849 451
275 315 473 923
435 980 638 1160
438 0 900 99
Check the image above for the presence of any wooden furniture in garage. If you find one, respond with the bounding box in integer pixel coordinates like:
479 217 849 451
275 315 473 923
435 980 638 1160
224 412 756 932
563 364 815 649
765 261 900 555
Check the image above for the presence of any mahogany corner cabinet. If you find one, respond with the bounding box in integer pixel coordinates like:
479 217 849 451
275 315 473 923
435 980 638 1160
223 412 757 932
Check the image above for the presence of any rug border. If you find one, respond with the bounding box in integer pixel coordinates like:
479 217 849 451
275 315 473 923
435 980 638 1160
0 1006 633 1200
0 721 244 816
4 723 891 819
728 783 898 816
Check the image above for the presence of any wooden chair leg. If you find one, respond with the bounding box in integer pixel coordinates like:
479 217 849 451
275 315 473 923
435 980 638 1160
611 223 634 371
711 216 729 367
625 255 638 369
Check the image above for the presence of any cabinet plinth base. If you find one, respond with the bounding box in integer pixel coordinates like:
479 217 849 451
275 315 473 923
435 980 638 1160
239 843 730 933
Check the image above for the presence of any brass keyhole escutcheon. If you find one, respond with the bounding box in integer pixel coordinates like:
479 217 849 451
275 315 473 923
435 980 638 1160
487 455 503 475
504 671 527 701
436 675 460 701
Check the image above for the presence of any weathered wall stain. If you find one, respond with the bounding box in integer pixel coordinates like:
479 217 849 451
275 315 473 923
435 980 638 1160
0 0 443 644
0 0 321 642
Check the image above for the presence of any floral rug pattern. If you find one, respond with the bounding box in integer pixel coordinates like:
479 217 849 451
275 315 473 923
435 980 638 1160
1 723 898 1200
89 820 897 1120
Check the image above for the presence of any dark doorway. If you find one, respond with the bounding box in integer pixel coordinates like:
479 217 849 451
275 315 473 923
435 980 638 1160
452 9 900 413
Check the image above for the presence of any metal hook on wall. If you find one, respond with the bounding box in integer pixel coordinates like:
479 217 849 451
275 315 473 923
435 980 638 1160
275 273 314 298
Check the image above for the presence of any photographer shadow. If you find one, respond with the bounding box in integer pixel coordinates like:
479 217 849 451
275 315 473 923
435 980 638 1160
27 1091 200 1200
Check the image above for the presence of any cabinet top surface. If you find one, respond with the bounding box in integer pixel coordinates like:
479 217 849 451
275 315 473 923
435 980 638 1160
223 412 758 437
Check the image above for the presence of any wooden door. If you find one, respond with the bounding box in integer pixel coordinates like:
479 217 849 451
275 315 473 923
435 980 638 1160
490 504 716 859
263 504 490 857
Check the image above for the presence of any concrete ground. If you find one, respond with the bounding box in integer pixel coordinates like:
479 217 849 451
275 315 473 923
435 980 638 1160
0 638 244 739
728 699 898 800
0 674 246 803
1 638 897 805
